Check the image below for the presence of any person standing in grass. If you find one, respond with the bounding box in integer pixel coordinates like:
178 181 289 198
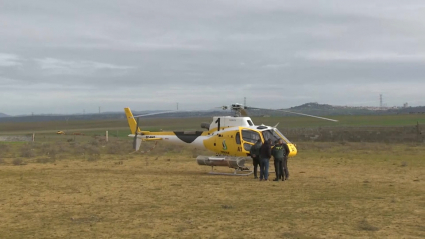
249 139 262 179
272 139 286 181
259 139 272 181
282 141 290 180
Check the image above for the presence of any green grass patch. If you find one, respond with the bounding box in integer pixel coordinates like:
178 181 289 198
1 114 424 137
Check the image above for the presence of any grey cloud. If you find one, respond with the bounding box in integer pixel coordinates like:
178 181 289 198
0 53 22 67
35 57 135 75
296 51 425 62
1 0 425 115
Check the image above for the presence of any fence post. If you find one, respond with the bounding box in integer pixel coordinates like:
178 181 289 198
32 133 35 142
106 131 109 142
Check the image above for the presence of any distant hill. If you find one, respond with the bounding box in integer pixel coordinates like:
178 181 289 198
288 102 376 116
289 102 425 116
388 106 425 114
0 112 9 118
290 102 335 110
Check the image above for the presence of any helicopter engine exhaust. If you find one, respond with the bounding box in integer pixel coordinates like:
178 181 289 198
200 122 210 130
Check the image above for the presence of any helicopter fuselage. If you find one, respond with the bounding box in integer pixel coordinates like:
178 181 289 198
125 109 297 157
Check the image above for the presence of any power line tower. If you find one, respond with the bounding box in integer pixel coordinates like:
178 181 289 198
244 97 246 107
379 94 383 108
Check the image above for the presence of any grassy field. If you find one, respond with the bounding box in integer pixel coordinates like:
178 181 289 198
1 114 425 136
0 138 424 238
0 115 424 238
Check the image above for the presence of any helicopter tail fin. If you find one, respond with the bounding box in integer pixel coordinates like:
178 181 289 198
124 107 140 134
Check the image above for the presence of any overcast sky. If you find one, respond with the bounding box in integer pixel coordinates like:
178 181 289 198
1 0 425 115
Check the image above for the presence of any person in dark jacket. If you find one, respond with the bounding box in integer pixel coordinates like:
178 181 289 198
282 141 290 180
272 139 286 181
259 139 272 181
249 139 262 179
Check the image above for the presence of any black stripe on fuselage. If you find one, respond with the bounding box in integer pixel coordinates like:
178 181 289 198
174 131 203 143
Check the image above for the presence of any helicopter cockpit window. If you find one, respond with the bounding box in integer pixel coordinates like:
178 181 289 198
241 129 261 143
247 120 253 126
241 129 261 151
262 130 281 144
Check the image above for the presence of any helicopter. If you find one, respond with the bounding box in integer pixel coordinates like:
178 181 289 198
124 104 337 175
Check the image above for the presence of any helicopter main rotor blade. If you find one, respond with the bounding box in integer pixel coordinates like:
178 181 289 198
246 107 338 122
132 111 177 118
132 109 205 118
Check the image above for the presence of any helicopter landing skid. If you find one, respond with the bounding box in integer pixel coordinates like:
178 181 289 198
208 166 253 176
196 155 253 176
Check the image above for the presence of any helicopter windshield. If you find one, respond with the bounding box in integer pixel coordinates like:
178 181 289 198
262 129 291 144
273 128 291 143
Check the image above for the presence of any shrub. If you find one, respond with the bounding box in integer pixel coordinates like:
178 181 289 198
57 145 69 154
36 157 56 164
90 139 100 147
20 145 35 158
162 143 182 153
39 143 58 159
0 144 10 153
73 144 86 156
221 205 233 209
107 143 125 154
85 145 101 161
87 154 100 162
39 143 51 151
85 145 100 155
358 219 379 231
12 158 24 166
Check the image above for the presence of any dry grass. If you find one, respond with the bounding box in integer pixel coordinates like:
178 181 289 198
0 141 424 238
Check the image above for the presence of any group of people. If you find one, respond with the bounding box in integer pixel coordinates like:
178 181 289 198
249 138 289 181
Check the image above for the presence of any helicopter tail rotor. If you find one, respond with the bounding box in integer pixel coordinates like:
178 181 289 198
133 117 142 151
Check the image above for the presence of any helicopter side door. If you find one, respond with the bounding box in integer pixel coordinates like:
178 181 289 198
238 127 262 154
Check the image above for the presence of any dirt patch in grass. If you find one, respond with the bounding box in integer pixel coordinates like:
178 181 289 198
358 218 379 231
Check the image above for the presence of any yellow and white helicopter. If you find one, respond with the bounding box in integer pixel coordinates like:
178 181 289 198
124 104 337 175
